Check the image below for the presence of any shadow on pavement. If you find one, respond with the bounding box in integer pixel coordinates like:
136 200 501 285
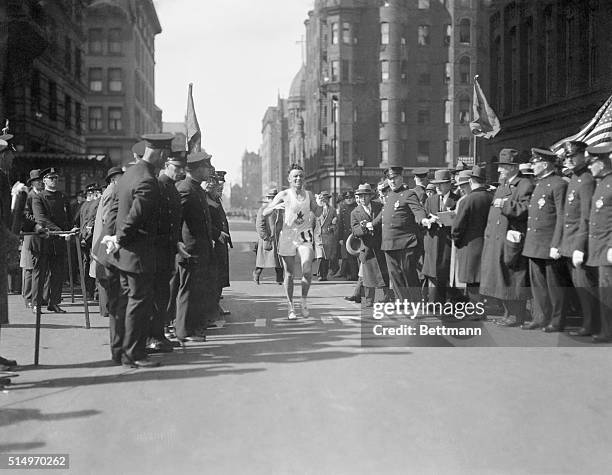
0 408 100 428
0 441 46 451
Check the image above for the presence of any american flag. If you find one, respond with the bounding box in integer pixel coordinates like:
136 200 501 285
552 94 612 151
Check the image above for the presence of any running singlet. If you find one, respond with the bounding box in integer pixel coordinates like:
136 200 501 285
277 189 314 255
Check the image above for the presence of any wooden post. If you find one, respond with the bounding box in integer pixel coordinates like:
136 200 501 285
74 236 90 329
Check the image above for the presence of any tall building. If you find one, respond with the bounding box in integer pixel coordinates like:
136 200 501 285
0 0 110 194
241 151 262 208
84 0 162 166
302 0 487 192
261 97 288 192
288 65 306 167
481 0 612 159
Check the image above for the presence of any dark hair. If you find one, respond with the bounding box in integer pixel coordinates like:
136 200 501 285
288 163 304 174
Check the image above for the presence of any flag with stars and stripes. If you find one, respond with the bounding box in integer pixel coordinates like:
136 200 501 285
552 94 612 151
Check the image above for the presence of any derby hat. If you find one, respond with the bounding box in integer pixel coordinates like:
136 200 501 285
355 183 374 195
430 169 452 184
27 169 43 185
345 233 363 257
496 148 521 165
105 166 124 183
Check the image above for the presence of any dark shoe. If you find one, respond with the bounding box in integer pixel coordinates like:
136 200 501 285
521 322 540 330
123 358 161 369
569 328 591 337
146 341 174 354
218 305 231 316
252 271 260 285
318 276 328 281
543 325 563 333
344 296 361 303
592 334 612 344
47 304 66 313
0 357 17 367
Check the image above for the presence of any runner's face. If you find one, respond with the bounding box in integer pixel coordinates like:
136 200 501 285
288 169 304 189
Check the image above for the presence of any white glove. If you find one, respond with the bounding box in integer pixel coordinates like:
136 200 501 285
102 235 119 254
365 222 373 231
549 248 561 260
572 250 584 267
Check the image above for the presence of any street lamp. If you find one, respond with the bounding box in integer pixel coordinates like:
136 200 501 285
331 95 338 204
357 159 364 185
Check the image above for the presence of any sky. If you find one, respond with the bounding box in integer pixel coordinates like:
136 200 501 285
154 0 314 185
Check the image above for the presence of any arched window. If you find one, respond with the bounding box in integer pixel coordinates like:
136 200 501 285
459 56 470 84
459 96 470 124
459 19 471 44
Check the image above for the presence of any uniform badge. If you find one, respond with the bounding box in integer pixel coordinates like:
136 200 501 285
394 200 400 210
537 198 546 209
567 191 575 203
596 199 604 209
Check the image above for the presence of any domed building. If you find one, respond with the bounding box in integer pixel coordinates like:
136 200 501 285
287 65 306 167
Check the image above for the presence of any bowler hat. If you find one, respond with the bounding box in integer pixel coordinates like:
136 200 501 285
105 167 123 183
496 148 521 165
345 233 363 257
430 169 452 184
454 161 468 172
27 169 42 185
355 183 374 195
530 147 557 163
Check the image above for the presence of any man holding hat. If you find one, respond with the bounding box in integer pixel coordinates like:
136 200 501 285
175 150 219 342
584 143 612 342
31 168 75 314
480 148 535 327
335 190 358 280
110 133 174 367
451 166 494 302
370 166 427 303
146 151 186 353
422 169 460 303
521 148 569 331
254 188 284 285
313 191 337 281
351 183 390 306
558 141 598 338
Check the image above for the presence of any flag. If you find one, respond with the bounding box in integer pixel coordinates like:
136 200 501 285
551 94 612 151
185 83 201 154
470 76 501 139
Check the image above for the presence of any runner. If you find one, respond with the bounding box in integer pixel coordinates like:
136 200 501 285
263 164 322 319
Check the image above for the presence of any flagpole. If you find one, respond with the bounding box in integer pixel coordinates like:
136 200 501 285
473 75 479 166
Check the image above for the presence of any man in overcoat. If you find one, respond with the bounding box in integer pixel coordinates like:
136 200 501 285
335 191 358 280
480 149 535 327
314 191 337 281
254 188 283 284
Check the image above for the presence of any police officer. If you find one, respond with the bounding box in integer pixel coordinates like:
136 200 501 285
371 166 427 303
558 141 598 337
111 133 174 368
147 151 186 353
211 170 232 316
522 148 569 331
31 168 74 314
585 143 612 343
411 168 430 206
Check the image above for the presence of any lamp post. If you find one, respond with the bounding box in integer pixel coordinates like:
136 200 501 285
331 95 338 204
357 158 364 185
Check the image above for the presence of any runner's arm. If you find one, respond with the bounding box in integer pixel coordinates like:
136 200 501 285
263 191 285 217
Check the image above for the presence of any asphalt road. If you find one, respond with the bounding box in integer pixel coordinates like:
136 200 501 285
1 220 611 474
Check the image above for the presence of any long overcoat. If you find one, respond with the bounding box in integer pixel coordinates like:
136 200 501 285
422 191 459 279
255 204 282 268
314 205 337 260
351 201 388 288
479 175 535 300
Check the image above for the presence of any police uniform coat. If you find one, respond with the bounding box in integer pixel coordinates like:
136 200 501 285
351 201 388 288
208 195 230 289
480 175 535 300
422 191 459 279
411 185 427 206
156 173 182 271
559 167 595 258
114 160 161 275
314 205 337 260
586 170 612 267
255 204 282 268
451 187 494 284
31 188 71 256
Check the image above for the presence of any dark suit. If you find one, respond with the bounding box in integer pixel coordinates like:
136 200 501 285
523 172 569 328
175 177 218 339
114 160 161 363
337 201 358 279
351 201 388 290
559 166 598 334
76 198 99 299
31 189 71 307
372 185 426 302
422 191 459 302
587 170 612 339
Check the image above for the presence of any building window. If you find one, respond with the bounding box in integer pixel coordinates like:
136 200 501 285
380 99 389 124
459 96 470 124
331 60 340 82
49 81 57 120
444 62 452 84
381 60 389 81
64 95 72 129
417 141 429 163
381 22 389 45
108 68 123 92
88 28 102 54
74 47 81 81
89 107 102 131
64 36 72 72
380 139 388 162
459 56 470 84
31 70 41 113
418 0 430 9
75 102 82 135
108 107 123 130
88 68 103 92
418 101 430 124
444 140 450 163
459 19 470 44
417 64 430 85
418 25 430 45
445 100 452 124
444 24 452 46
459 138 470 156
342 22 351 44
331 22 339 45
401 61 408 81
342 141 350 162
108 28 122 54
341 60 350 82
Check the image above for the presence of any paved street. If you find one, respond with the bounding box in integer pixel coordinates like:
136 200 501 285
1 220 612 474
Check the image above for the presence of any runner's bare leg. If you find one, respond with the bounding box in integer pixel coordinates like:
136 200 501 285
281 255 295 309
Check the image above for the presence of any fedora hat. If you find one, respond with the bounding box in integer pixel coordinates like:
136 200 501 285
455 170 472 185
345 233 363 257
430 169 452 184
105 167 124 183
496 148 521 165
355 183 374 195
26 169 42 185
467 165 486 180
265 187 279 198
